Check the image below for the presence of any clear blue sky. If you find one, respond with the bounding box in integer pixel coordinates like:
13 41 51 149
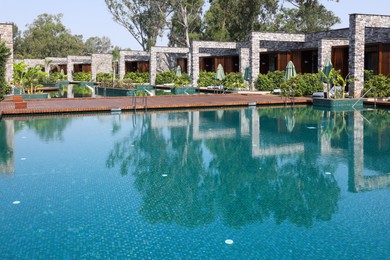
1 0 389 50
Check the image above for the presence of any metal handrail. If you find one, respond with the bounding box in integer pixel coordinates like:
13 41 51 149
352 87 372 109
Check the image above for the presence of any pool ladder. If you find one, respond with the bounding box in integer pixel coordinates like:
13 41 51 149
131 91 148 111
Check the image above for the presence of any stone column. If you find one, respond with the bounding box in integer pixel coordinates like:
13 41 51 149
250 33 260 90
319 39 332 71
0 24 14 83
191 42 200 87
118 51 126 80
150 47 157 85
67 56 73 81
239 47 250 76
349 14 365 98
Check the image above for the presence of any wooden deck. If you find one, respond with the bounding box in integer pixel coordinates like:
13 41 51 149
0 94 312 116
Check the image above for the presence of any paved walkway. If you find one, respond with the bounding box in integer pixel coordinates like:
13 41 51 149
0 94 312 116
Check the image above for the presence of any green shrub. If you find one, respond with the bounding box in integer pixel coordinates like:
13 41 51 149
96 72 113 82
73 85 92 97
173 73 191 88
363 73 390 98
255 71 285 91
124 72 150 83
223 72 245 90
280 73 323 97
73 72 92 82
156 71 176 85
198 71 219 87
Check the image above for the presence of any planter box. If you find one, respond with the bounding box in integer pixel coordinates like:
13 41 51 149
313 98 365 111
95 87 136 97
21 93 49 100
172 87 197 95
135 85 154 91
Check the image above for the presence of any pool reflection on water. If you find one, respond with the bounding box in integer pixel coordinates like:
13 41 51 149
0 107 389 259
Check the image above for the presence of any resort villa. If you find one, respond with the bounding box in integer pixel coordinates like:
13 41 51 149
1 13 390 98
1 12 390 259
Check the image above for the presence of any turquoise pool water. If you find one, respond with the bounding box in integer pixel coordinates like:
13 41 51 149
0 107 389 259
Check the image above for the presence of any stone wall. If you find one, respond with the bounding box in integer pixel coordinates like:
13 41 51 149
191 41 240 87
67 56 92 81
92 54 112 81
349 14 390 98
0 23 13 83
249 32 305 89
119 50 149 79
150 47 189 85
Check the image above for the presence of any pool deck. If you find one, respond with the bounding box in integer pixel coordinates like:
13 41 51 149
1 94 389 117
0 94 312 116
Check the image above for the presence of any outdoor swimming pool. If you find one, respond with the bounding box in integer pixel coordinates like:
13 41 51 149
0 106 389 259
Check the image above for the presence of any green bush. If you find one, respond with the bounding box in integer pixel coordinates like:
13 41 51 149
155 71 176 85
223 72 245 90
124 72 150 83
73 85 92 97
280 73 323 97
255 71 285 91
173 73 191 88
73 72 92 82
198 71 219 87
96 72 113 82
363 73 390 98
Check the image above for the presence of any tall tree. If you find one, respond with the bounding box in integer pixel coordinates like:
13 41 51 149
12 24 24 59
168 0 204 47
105 0 170 51
84 36 112 54
274 0 341 33
17 13 85 58
202 0 279 41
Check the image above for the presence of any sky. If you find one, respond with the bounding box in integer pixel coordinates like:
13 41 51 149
0 0 389 50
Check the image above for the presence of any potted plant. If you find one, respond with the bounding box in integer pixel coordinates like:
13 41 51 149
314 68 359 110
12 62 49 99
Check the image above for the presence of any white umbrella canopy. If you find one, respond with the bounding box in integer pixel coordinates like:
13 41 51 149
284 61 297 81
176 65 182 78
215 64 225 81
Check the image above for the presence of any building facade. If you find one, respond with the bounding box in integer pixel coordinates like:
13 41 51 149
6 13 390 98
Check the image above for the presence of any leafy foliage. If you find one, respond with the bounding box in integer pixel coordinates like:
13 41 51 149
168 0 204 47
15 13 86 59
45 72 67 84
124 72 150 83
84 36 112 54
173 73 191 88
156 71 177 85
197 71 219 87
222 72 245 90
255 71 285 91
280 73 323 97
72 85 92 97
274 0 341 33
97 72 113 82
363 73 390 98
105 0 169 51
12 61 47 94
72 72 92 82
0 41 11 100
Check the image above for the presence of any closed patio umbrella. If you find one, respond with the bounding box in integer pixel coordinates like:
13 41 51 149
322 58 333 83
244 66 250 81
322 58 333 98
215 64 225 81
176 65 182 78
284 61 296 81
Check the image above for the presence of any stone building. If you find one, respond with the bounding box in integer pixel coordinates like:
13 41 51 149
0 23 13 83
6 13 390 98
